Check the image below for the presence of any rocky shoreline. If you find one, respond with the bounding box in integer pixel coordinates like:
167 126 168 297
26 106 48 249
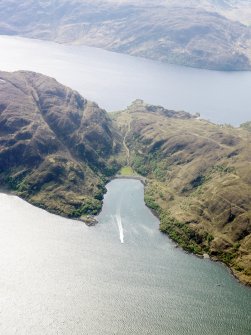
81 215 98 227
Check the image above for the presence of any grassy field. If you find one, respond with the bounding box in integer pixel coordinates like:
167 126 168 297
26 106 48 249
119 166 135 176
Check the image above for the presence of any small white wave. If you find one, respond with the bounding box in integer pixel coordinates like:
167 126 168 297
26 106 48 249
113 214 124 243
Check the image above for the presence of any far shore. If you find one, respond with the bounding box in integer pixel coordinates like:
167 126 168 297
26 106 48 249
113 174 146 185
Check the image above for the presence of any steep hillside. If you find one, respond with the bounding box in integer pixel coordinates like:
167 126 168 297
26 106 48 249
0 70 122 219
0 0 250 70
112 100 251 285
0 71 250 285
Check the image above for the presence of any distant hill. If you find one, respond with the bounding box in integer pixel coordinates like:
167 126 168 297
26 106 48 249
0 0 251 70
0 71 250 285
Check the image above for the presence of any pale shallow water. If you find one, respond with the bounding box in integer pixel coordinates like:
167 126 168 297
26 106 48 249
0 35 250 125
0 179 250 334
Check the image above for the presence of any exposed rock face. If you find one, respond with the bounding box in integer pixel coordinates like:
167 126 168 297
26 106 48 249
0 0 250 71
0 70 121 218
113 100 251 285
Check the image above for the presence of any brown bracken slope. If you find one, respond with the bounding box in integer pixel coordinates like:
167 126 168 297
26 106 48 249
0 70 122 218
0 0 251 71
112 100 251 285
0 72 250 285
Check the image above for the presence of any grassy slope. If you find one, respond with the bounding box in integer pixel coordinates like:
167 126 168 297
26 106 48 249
112 100 251 285
0 71 123 219
1 70 251 285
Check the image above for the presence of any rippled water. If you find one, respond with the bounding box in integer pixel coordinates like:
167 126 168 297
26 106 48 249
0 179 250 334
0 35 250 125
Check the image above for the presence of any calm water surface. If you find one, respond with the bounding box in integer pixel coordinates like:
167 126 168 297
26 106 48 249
0 36 250 125
0 179 250 334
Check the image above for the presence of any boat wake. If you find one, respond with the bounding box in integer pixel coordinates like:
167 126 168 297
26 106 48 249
113 214 124 243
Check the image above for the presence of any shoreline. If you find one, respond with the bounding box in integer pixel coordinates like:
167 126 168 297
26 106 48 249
152 214 250 287
0 188 97 227
113 174 146 185
138 182 251 288
0 180 250 287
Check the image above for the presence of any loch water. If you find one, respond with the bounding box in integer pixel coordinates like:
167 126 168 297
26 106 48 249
0 35 250 125
0 179 250 334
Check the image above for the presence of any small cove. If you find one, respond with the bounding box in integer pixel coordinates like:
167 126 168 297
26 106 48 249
0 179 250 334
